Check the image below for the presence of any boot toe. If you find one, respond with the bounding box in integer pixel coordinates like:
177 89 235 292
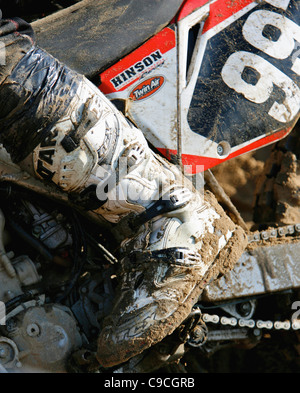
96 217 247 368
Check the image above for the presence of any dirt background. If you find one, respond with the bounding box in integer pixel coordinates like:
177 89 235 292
211 147 268 229
192 139 300 374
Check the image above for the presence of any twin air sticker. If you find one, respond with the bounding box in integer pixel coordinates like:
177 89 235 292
129 76 165 101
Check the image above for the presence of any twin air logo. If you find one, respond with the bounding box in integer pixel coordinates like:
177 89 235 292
130 76 165 101
110 50 164 90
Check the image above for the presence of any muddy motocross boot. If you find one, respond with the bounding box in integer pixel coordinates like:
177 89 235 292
0 46 248 367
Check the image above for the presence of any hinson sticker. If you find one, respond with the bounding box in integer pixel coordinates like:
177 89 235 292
129 76 165 101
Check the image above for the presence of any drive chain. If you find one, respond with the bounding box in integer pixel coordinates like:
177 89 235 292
202 313 300 332
201 223 300 333
247 223 300 243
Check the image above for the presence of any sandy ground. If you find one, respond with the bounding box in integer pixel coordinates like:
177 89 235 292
211 146 270 229
194 142 300 373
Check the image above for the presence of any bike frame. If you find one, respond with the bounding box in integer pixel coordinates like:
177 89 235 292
99 0 300 174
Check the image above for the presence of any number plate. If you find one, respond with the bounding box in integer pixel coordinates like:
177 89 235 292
188 0 300 150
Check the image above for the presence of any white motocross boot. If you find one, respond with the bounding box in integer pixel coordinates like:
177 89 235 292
1 47 248 367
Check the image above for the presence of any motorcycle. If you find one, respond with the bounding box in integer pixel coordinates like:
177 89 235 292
0 0 299 373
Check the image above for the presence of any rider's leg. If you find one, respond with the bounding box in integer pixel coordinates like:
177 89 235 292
0 16 248 367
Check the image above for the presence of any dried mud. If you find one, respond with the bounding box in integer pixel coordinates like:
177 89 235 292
254 149 300 227
211 148 267 229
97 190 247 368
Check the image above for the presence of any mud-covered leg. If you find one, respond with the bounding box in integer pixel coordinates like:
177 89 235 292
0 39 248 367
